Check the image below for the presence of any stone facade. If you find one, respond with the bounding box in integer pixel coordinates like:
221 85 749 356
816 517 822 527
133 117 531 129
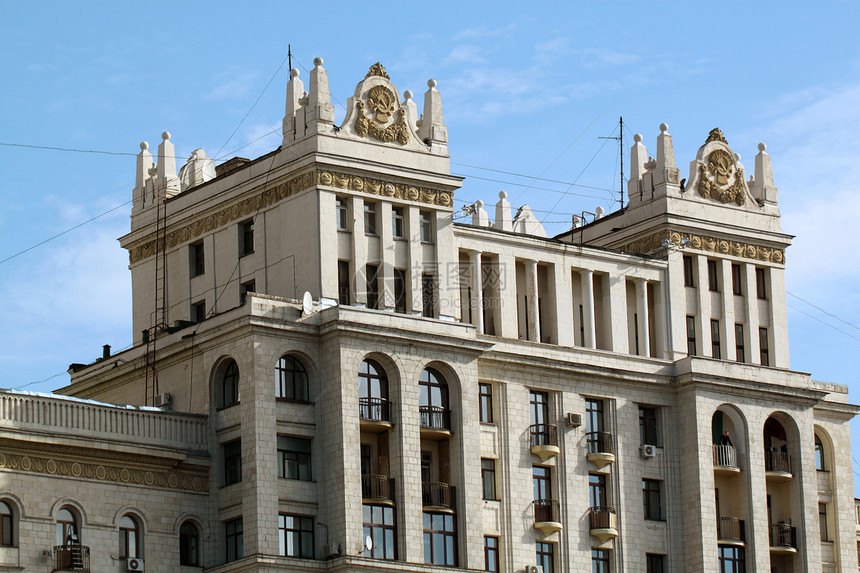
1 61 857 573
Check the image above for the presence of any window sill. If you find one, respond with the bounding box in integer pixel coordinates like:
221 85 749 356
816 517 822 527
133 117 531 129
220 481 242 489
278 477 316 483
216 402 240 412
240 251 254 258
337 228 350 233
365 233 379 238
479 421 496 426
276 397 314 405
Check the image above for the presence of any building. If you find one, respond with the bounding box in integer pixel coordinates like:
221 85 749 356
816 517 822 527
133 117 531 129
0 59 857 573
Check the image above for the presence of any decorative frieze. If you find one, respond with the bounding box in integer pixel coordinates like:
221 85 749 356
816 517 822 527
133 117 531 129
620 230 786 264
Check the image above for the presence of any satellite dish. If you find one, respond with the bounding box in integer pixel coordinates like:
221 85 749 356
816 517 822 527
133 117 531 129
302 291 313 315
365 534 373 552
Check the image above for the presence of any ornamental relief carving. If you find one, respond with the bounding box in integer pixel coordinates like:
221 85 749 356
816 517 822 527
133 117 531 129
696 129 746 206
0 451 208 492
620 230 785 265
127 170 454 263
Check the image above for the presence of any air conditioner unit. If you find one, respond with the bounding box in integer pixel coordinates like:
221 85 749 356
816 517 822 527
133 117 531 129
154 393 171 408
565 412 582 428
325 543 341 558
640 444 657 458
525 566 544 573
126 557 144 571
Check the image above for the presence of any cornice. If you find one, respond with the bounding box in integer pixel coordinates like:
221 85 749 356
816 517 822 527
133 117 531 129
619 229 786 265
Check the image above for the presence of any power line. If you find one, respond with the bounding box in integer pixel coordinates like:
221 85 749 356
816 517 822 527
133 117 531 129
540 133 614 224
452 173 607 201
452 162 618 193
0 141 137 157
786 302 860 344
787 290 860 332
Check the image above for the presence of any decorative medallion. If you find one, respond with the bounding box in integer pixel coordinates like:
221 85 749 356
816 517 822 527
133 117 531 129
366 62 390 79
706 128 727 144
354 84 410 146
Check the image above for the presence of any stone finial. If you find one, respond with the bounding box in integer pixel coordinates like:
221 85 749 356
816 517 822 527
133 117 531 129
133 142 153 211
751 141 778 206
178 148 216 191
307 56 335 129
283 68 305 144
417 79 447 147
471 200 490 227
156 132 178 193
402 90 419 132
494 190 513 232
656 123 676 171
628 133 647 203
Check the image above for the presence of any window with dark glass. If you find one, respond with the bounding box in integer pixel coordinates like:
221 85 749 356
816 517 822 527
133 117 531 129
731 264 742 295
364 202 377 235
735 323 745 362
366 264 380 310
420 368 449 430
239 220 254 256
336 197 348 231
711 319 721 359
686 315 697 356
179 521 199 566
392 206 405 239
482 459 497 500
592 548 610 573
708 259 719 291
190 241 205 278
479 383 494 423
530 390 549 426
642 479 663 520
755 267 767 299
56 508 78 546
533 466 551 506
646 553 665 573
223 440 242 485
589 473 607 508
276 355 308 401
278 514 313 558
484 536 499 572
221 359 240 407
0 502 12 547
423 512 457 566
192 300 206 323
225 518 243 563
419 210 433 243
536 541 554 573
585 398 605 434
338 260 351 305
422 273 436 318
394 268 407 313
815 435 826 471
819 502 829 541
683 255 694 287
359 359 389 422
718 545 744 572
278 436 311 480
240 279 255 305
639 406 658 446
363 504 396 560
119 515 140 559
759 327 769 366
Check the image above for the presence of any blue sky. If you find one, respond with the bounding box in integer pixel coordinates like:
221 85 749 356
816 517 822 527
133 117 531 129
2 3 860 486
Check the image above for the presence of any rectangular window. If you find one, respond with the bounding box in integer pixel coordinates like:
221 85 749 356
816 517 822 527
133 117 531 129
533 466 552 506
240 280 255 306
642 479 663 520
394 268 407 313
192 300 206 323
585 398 605 434
592 548 610 573
708 259 719 291
732 264 742 295
190 242 204 278
735 323 745 362
756 267 767 299
366 264 379 310
819 502 829 541
484 536 499 572
683 255 694 287
392 206 404 239
239 220 254 256
639 406 658 446
338 261 350 305
363 504 396 560
718 545 745 571
225 518 243 562
420 210 433 243
481 459 497 500
336 197 348 231
422 273 436 318
224 440 242 485
646 553 665 573
589 473 607 508
530 391 549 426
278 436 311 481
278 514 314 558
364 202 377 235
479 383 494 423
711 319 721 359
423 512 457 566
686 315 697 356
536 542 554 573
759 327 769 366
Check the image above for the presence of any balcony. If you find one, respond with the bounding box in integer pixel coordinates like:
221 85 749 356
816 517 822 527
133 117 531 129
764 451 792 482
588 506 618 543
533 498 562 535
529 424 560 461
713 445 741 476
717 517 745 546
769 522 797 554
361 474 394 505
52 545 90 572
586 431 615 469
359 397 392 431
422 482 455 512
419 406 452 438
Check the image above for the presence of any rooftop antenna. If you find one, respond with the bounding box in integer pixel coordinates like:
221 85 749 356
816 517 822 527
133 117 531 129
599 116 624 211
288 44 292 72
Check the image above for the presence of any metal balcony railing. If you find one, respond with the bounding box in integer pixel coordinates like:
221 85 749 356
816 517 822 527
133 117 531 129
589 506 616 529
770 522 796 548
713 444 739 469
586 431 614 455
533 498 560 523
422 482 455 509
359 397 391 423
529 424 558 448
718 517 745 542
764 451 791 474
52 545 90 572
361 474 394 502
419 406 451 431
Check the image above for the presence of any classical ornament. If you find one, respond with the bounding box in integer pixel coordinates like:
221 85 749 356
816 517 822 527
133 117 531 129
367 85 396 123
706 128 727 144
696 147 745 206
354 96 410 145
620 230 785 265
366 62 390 79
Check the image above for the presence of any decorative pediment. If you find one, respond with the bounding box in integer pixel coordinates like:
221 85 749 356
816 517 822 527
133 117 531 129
686 128 757 209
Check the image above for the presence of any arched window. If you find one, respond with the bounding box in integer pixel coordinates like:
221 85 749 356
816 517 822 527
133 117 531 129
815 434 826 471
0 501 13 547
179 521 200 566
419 368 450 431
276 356 309 401
56 508 78 546
119 515 141 559
221 360 240 407
358 359 389 423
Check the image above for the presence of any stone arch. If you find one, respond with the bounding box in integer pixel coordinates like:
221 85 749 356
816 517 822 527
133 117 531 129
274 350 314 402
112 506 150 533
813 424 834 473
712 403 749 455
210 354 240 408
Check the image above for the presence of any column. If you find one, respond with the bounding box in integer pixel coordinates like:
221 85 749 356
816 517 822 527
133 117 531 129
380 202 394 310
720 259 736 360
769 267 789 367
743 263 760 363
555 264 574 346
407 206 422 315
580 269 596 349
635 278 650 357
351 196 367 306
607 271 629 354
525 260 540 342
694 254 710 356
469 250 484 333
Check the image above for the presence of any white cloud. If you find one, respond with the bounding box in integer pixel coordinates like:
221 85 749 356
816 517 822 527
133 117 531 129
454 23 517 41
443 44 488 66
205 70 261 101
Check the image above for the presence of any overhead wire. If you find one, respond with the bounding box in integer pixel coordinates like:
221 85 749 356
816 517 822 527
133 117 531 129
786 302 860 344
540 132 614 224
787 290 860 332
